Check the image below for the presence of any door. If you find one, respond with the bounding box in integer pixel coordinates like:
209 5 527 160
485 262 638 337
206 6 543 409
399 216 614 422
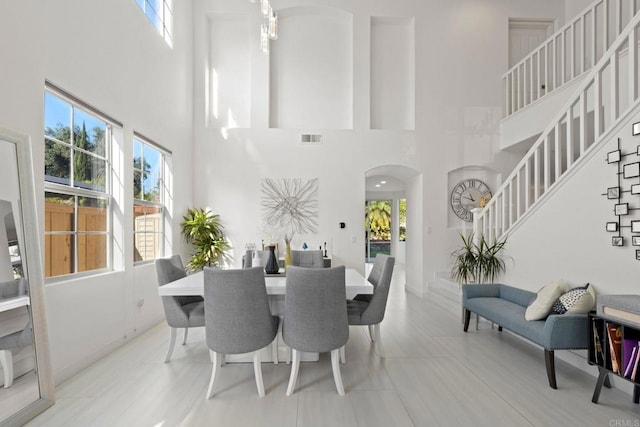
509 19 555 67
365 200 392 263
509 19 555 100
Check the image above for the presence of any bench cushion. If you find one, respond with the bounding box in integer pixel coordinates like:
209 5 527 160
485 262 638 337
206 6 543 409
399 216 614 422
464 297 546 345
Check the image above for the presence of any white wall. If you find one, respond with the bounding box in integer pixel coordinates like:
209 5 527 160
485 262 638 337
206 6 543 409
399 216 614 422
193 0 565 293
502 106 640 295
0 0 194 384
565 0 594 21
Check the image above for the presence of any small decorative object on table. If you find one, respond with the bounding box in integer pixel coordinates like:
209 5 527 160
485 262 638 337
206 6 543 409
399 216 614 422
323 242 327 257
265 245 279 274
302 242 308 250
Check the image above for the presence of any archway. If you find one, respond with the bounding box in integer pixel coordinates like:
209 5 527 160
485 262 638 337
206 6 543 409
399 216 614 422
365 165 422 294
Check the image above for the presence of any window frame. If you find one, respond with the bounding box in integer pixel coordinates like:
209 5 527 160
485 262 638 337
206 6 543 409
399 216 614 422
133 134 169 265
44 85 118 281
135 0 174 46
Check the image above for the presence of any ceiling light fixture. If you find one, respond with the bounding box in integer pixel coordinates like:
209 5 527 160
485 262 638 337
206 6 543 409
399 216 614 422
380 180 387 184
250 0 278 54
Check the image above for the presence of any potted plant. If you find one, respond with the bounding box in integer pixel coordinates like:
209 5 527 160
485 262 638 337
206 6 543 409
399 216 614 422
181 208 230 271
451 233 507 284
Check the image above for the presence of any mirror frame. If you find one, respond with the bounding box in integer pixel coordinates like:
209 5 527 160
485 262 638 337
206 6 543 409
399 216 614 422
1 127 54 426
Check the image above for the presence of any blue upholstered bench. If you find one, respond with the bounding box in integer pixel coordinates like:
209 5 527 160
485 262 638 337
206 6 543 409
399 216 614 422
462 283 590 389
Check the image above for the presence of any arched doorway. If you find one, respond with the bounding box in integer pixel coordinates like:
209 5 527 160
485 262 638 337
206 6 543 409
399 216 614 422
365 165 422 293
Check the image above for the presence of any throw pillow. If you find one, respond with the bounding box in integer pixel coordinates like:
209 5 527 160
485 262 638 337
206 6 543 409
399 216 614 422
525 279 568 321
551 283 594 315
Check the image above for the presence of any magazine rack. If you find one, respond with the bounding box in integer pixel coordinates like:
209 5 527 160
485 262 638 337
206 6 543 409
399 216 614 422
588 312 640 404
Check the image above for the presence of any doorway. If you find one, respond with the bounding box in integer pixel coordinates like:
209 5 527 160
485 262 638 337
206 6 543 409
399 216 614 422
508 18 555 67
365 200 392 262
365 165 421 294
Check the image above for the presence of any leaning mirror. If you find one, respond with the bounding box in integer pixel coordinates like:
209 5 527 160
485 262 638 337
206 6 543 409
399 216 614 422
0 128 54 425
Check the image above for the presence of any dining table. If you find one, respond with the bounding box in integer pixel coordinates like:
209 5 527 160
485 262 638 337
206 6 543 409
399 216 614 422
158 266 373 363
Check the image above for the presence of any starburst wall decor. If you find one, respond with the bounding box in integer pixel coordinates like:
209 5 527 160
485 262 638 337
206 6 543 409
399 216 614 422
261 178 318 235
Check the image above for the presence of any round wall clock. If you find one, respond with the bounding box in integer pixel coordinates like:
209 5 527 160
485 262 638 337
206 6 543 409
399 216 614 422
450 178 492 222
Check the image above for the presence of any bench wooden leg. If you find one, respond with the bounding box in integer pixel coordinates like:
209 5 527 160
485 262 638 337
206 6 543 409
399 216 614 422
463 309 471 332
545 349 557 389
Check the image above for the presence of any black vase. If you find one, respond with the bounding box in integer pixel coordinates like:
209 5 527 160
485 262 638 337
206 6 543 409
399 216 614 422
265 245 279 274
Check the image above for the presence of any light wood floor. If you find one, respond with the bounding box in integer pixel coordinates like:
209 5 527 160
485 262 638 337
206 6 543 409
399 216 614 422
27 266 640 426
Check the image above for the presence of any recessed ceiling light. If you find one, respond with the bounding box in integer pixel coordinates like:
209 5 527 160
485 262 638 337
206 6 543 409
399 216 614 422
375 184 381 188
380 180 387 184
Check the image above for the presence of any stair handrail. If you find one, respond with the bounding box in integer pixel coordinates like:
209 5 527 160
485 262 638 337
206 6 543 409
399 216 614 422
503 0 639 118
476 10 640 242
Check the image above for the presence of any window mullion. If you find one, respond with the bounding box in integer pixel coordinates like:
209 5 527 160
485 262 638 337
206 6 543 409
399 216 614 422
73 195 79 274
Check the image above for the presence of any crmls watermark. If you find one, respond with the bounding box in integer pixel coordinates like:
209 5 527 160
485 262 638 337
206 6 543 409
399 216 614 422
610 419 640 427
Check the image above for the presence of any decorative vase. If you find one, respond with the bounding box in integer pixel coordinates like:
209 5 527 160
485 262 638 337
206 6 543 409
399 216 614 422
284 242 292 269
265 245 279 274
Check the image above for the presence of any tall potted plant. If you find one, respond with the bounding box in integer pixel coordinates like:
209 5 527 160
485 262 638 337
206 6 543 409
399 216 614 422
451 233 507 284
181 208 230 271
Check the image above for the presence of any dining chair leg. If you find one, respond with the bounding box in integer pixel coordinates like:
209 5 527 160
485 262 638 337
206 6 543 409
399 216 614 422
164 327 177 363
373 324 385 358
253 351 266 397
339 346 345 364
286 349 301 396
330 349 345 396
182 327 189 345
271 335 279 365
206 351 220 399
368 325 376 342
0 350 13 388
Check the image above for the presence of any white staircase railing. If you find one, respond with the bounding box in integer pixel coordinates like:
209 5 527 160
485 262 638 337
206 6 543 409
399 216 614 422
476 11 640 242
504 0 640 118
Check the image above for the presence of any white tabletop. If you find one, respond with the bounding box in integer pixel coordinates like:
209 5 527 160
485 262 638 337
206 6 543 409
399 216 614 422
158 267 373 296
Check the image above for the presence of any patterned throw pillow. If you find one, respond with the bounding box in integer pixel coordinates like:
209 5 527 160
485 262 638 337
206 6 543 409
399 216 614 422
551 284 591 314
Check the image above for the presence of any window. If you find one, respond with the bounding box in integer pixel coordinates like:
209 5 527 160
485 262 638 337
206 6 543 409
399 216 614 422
133 136 167 263
44 90 114 278
135 0 173 46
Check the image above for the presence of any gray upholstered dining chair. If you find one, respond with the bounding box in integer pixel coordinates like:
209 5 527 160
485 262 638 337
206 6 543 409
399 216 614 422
347 254 395 358
0 278 32 388
283 266 348 396
155 255 205 362
0 321 32 388
290 250 324 268
203 266 279 398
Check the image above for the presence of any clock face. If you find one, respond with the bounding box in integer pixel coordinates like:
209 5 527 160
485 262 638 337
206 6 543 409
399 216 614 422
450 179 492 222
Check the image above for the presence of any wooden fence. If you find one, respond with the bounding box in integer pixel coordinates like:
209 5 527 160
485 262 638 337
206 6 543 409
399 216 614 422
44 202 106 277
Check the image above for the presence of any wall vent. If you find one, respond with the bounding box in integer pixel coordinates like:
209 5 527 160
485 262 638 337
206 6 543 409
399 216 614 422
300 134 323 144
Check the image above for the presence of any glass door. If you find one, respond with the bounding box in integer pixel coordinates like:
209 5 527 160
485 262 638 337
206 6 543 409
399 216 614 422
365 200 392 263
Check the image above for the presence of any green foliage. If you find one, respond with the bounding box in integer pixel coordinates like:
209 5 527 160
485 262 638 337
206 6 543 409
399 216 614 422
133 156 153 200
181 208 230 271
451 233 508 284
366 200 391 240
45 122 106 188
